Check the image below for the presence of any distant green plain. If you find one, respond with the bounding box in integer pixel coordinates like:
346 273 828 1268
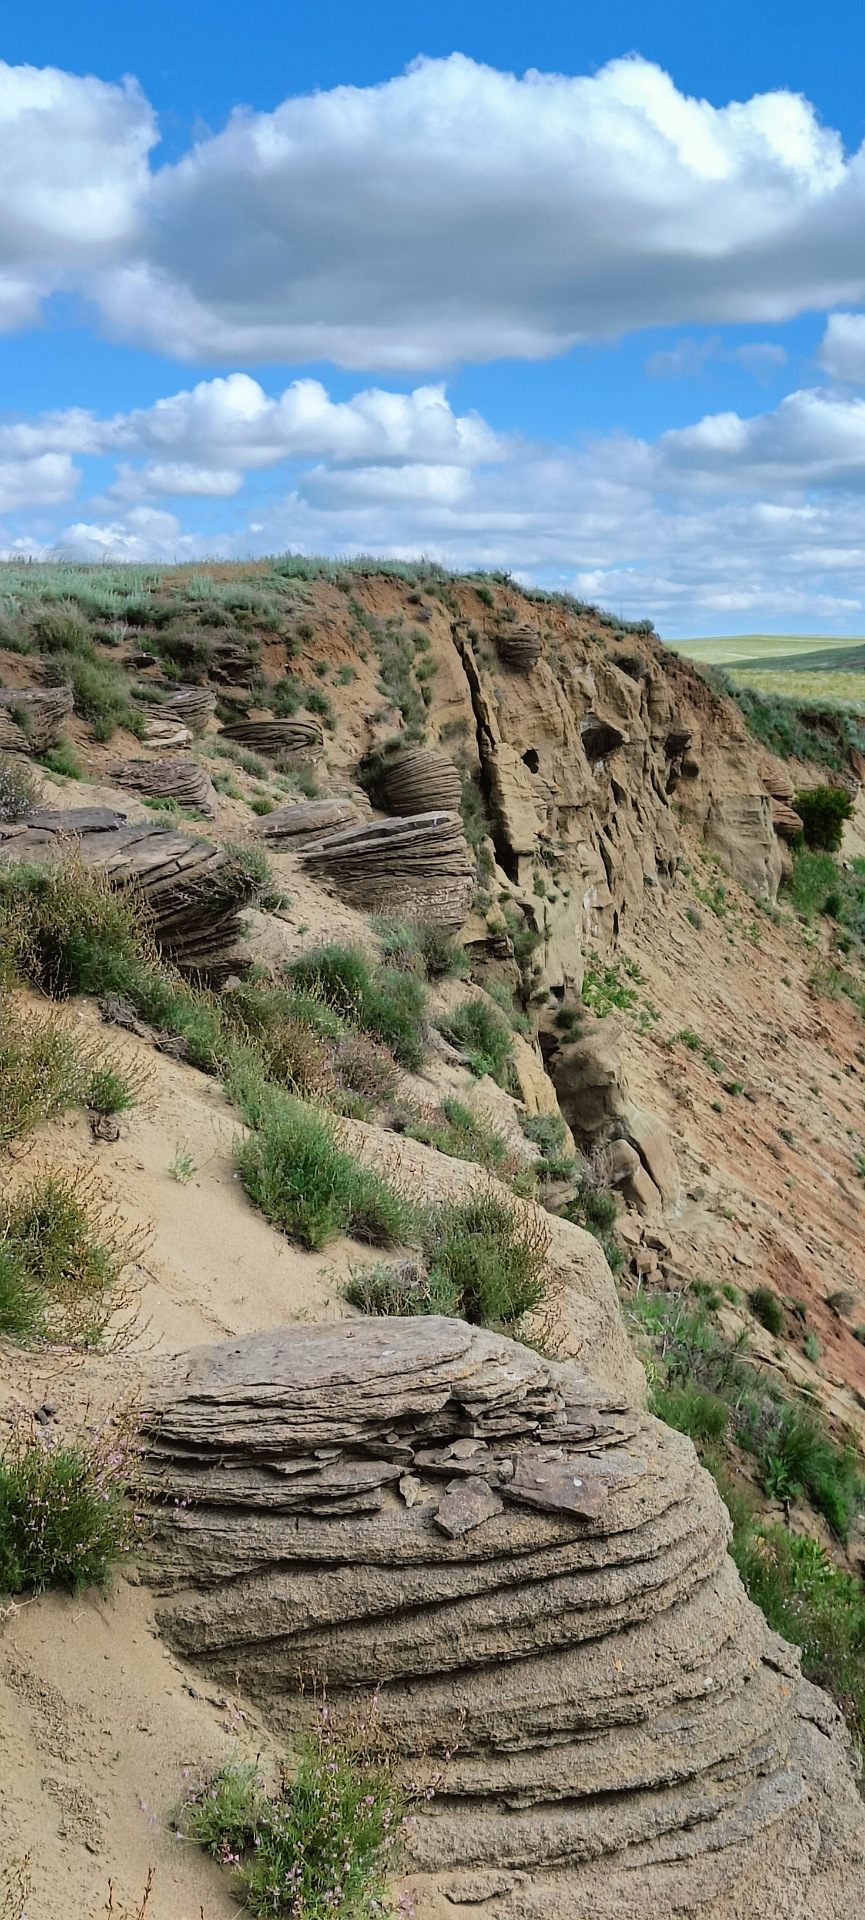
668 634 865 714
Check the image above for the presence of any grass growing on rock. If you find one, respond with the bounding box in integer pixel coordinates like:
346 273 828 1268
436 997 515 1088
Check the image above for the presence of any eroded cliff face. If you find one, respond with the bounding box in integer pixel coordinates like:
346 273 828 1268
259 575 792 1004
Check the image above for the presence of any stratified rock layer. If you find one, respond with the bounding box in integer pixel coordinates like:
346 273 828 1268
143 1319 865 1919
300 811 475 924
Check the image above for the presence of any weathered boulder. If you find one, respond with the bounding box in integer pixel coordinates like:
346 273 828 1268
142 1320 865 1919
300 812 475 926
108 756 216 815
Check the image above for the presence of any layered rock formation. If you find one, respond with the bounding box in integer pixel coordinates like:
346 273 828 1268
108 756 216 815
0 810 262 974
300 811 475 924
143 1319 865 1919
218 717 323 755
0 685 73 753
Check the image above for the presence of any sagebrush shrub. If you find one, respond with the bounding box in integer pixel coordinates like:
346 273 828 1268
794 784 854 852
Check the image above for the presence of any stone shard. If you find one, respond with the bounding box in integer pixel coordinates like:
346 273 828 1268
142 1318 865 1918
508 1451 616 1519
435 1476 505 1537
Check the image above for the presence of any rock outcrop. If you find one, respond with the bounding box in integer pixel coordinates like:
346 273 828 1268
381 746 463 815
218 717 323 755
108 756 216 815
549 1015 678 1205
0 811 262 974
300 811 475 925
0 685 73 753
143 1319 865 1920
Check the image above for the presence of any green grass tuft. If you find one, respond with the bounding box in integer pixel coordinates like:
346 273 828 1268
436 997 515 1087
235 1088 412 1251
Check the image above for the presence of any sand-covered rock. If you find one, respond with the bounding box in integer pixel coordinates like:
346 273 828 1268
143 1318 865 1920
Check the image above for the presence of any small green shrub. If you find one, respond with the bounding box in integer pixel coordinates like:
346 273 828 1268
0 753 37 823
0 1007 87 1143
562 1159 622 1270
794 785 854 852
374 915 467 981
181 1701 413 1920
421 1188 550 1327
749 1285 785 1337
731 1525 865 1752
406 1097 510 1171
437 997 515 1087
42 648 142 741
38 737 82 779
85 1061 140 1116
650 1381 729 1443
803 1330 821 1364
0 860 154 999
343 1257 451 1316
0 1169 138 1345
285 943 427 1069
235 1090 412 1251
0 1421 136 1594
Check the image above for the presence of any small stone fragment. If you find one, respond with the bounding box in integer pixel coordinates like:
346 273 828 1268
435 1475 504 1537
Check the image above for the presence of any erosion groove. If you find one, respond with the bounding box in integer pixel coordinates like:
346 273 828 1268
143 1318 865 1919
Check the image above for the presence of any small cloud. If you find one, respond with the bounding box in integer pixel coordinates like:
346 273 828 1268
644 337 720 380
730 342 787 380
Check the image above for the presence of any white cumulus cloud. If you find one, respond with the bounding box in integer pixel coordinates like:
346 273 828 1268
3 53 865 364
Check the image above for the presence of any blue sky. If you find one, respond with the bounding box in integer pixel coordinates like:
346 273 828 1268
2 1 865 633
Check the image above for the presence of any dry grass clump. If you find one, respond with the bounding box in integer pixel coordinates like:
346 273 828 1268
0 1167 145 1346
0 1005 87 1143
0 1410 140 1594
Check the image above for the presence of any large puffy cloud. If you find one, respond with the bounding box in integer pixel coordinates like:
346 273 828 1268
654 388 865 490
0 375 500 479
6 379 865 629
0 453 78 512
0 61 154 332
94 54 865 366
4 53 865 365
